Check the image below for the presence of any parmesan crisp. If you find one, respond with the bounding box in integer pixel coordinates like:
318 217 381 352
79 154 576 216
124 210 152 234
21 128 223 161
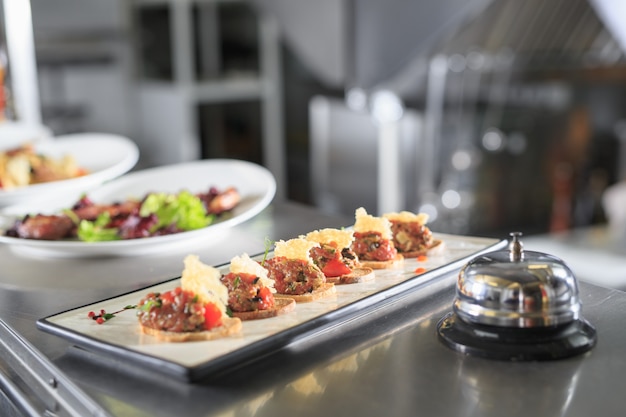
383 211 429 225
274 238 319 263
353 207 392 240
181 255 229 314
305 228 354 249
230 253 274 289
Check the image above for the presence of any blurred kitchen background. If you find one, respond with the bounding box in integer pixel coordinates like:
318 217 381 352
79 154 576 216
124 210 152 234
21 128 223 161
2 0 626 239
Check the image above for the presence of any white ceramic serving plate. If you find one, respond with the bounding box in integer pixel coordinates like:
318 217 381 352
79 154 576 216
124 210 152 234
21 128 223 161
0 159 276 257
0 132 139 208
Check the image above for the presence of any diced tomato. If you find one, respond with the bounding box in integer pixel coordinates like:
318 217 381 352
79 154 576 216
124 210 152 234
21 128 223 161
414 267 427 275
322 258 351 277
203 302 223 330
257 286 275 310
417 255 428 262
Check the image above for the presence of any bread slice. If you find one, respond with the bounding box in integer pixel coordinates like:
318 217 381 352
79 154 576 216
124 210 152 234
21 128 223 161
275 282 336 303
140 316 242 342
398 239 445 258
327 267 375 285
231 298 296 320
359 253 404 270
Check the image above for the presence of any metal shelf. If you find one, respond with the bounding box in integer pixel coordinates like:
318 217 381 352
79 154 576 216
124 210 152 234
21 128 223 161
133 0 286 199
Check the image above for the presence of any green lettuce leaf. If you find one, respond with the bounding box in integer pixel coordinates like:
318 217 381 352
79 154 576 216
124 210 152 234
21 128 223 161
140 190 214 232
77 212 120 242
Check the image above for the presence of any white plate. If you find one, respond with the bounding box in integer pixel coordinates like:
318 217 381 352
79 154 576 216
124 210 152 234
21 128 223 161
0 159 276 257
0 132 139 208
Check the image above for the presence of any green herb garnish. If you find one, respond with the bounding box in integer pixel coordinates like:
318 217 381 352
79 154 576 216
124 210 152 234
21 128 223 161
139 299 162 312
261 236 274 266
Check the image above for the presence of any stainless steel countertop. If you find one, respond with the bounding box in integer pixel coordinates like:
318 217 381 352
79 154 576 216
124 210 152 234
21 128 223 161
1 202 626 416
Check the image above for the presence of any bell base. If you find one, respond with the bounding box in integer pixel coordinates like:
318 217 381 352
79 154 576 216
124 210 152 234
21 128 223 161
436 312 597 361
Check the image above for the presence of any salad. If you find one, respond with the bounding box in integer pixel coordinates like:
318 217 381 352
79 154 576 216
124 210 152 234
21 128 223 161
0 143 87 190
4 186 240 242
